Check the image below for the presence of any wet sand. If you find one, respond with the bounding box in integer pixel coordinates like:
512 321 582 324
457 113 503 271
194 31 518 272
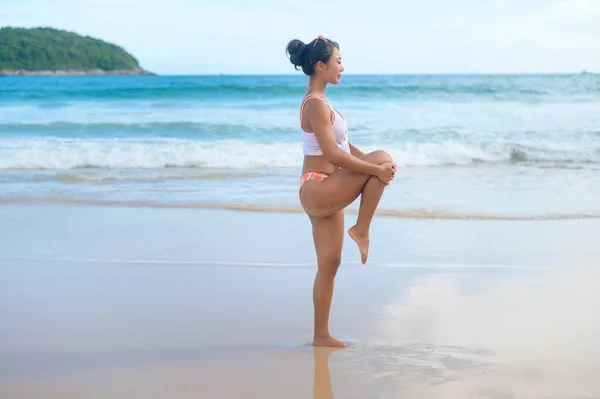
1 204 600 398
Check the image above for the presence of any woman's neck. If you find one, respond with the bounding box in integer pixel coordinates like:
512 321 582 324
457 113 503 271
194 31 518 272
307 76 327 96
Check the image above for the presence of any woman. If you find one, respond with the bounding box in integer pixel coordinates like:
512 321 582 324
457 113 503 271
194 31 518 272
286 35 397 348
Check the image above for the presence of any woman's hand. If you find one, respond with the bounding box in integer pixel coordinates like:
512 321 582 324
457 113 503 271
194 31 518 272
377 162 397 185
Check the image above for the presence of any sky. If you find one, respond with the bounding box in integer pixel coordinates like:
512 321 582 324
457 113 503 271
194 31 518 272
2 0 600 75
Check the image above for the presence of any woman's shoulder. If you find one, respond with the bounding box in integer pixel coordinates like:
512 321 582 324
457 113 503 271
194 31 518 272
301 94 334 111
300 94 335 125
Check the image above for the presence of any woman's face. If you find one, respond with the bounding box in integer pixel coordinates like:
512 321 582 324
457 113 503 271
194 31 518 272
317 48 344 85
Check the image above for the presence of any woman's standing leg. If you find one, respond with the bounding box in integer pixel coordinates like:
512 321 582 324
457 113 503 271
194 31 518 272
310 209 347 347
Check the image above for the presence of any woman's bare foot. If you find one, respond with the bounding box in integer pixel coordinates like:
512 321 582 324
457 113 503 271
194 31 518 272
313 335 348 348
348 225 369 264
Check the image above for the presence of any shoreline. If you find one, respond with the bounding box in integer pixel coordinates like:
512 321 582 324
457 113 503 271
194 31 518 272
1 196 599 221
0 67 154 76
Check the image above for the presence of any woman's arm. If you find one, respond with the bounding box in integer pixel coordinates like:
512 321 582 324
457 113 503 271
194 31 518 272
349 143 365 158
306 100 382 175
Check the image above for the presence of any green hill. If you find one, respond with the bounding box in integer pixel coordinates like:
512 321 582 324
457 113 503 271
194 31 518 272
0 27 152 75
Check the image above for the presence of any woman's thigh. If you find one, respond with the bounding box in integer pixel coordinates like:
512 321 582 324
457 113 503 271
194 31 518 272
300 150 392 218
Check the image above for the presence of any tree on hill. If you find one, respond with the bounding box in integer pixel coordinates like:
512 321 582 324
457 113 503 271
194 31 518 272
0 27 147 72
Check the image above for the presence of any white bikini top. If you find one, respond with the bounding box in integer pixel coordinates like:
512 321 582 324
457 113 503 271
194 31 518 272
299 94 351 156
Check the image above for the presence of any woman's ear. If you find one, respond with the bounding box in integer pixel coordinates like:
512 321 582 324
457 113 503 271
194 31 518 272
315 60 325 74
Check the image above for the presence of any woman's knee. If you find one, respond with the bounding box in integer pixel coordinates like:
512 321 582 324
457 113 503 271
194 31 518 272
363 150 393 164
318 256 341 276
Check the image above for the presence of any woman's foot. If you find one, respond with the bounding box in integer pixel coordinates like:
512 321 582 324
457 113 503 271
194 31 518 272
348 225 370 264
313 334 349 348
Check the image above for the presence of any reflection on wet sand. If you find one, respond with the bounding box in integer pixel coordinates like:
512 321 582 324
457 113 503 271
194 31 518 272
313 347 341 399
319 266 600 398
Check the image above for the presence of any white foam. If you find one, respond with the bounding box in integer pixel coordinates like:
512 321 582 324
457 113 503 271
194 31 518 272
0 137 597 170
0 138 303 169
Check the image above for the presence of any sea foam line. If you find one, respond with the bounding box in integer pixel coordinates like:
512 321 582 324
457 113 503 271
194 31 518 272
1 138 598 170
2 255 551 271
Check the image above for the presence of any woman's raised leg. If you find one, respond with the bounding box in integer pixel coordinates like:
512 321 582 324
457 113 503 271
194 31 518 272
310 209 346 347
347 174 387 264
301 150 394 264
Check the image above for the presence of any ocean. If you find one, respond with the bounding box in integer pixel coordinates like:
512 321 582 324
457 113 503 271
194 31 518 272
1 74 599 219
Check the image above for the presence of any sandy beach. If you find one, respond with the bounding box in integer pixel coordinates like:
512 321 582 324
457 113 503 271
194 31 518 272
1 203 599 398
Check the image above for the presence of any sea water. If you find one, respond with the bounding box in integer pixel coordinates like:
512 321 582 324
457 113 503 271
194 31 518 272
1 74 599 219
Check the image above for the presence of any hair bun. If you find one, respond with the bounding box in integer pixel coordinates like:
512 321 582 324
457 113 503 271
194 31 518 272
286 39 306 69
285 36 339 76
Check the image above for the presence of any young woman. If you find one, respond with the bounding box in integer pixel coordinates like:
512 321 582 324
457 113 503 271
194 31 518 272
286 35 397 347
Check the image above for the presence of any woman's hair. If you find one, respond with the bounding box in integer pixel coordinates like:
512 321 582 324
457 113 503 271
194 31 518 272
285 36 339 76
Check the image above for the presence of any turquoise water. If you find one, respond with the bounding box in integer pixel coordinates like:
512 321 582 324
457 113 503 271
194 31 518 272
1 74 599 218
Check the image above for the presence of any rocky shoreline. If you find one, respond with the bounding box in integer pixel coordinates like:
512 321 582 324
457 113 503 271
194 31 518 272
0 67 154 76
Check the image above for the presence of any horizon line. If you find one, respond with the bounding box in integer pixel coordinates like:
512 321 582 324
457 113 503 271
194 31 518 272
142 71 597 77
